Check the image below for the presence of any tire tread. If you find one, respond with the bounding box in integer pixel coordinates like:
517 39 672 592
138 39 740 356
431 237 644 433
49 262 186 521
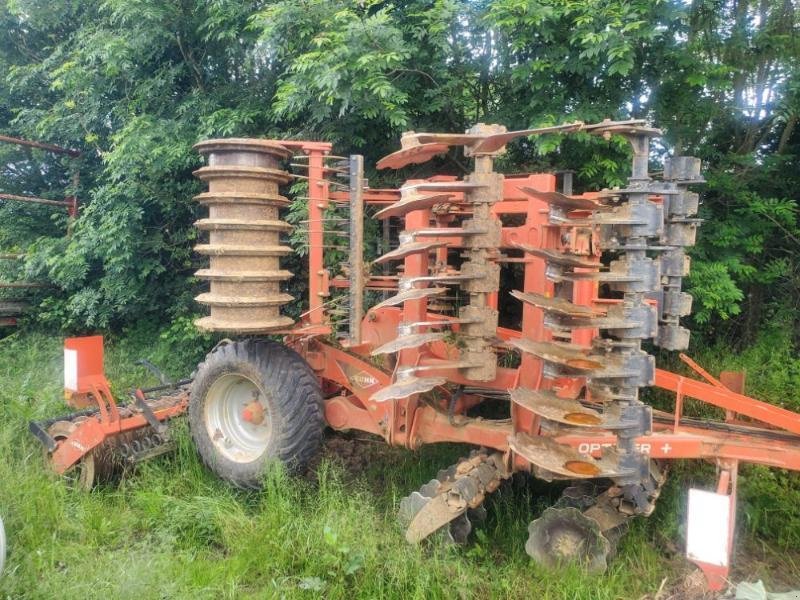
188 339 324 489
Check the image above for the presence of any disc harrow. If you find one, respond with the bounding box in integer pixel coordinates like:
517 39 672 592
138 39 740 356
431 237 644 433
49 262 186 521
398 451 509 544
506 122 699 515
527 461 666 570
28 125 800 593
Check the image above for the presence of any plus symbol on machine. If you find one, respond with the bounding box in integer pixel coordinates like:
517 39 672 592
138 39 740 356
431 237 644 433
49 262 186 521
661 443 673 454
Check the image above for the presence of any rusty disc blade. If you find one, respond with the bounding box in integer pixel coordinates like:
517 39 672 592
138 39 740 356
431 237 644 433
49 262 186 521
376 143 450 170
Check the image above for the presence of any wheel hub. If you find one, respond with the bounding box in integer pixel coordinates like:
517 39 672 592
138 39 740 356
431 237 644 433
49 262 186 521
242 399 266 425
204 373 273 463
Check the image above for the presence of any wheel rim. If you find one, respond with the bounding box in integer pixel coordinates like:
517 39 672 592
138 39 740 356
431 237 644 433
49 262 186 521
204 373 273 463
46 420 96 491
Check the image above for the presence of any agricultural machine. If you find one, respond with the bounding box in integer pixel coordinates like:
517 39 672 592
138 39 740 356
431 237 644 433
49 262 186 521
31 120 800 591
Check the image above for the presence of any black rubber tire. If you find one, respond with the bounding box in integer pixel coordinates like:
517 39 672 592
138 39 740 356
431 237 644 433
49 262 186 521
189 339 324 489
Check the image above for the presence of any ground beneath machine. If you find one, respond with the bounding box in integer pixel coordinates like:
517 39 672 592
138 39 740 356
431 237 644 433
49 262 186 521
309 432 800 598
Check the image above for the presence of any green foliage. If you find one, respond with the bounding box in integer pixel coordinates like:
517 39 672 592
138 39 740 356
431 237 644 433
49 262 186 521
687 261 744 324
739 465 800 549
685 149 800 339
1 0 273 330
0 0 798 345
693 327 800 413
257 1 412 129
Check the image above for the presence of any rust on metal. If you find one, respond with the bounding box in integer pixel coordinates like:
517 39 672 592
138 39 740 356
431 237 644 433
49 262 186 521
380 122 587 165
402 181 487 195
370 375 446 403
564 460 601 476
467 121 586 155
512 243 598 268
509 338 603 371
0 193 74 208
565 412 604 425
370 287 446 310
348 155 365 345
520 187 611 212
242 400 266 425
720 371 746 395
510 290 605 317
509 433 633 479
400 451 510 543
193 138 295 332
405 494 464 543
376 142 450 170
510 388 603 427
371 332 446 356
374 193 454 220
525 506 611 573
46 420 97 490
374 240 449 264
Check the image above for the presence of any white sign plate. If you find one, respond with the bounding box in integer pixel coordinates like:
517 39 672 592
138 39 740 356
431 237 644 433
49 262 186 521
64 348 78 392
686 488 731 567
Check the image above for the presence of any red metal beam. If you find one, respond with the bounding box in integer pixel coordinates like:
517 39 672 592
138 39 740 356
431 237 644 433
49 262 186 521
330 189 400 204
51 393 188 473
410 406 511 450
655 368 800 435
0 134 81 157
0 192 73 208
278 140 333 152
555 428 800 471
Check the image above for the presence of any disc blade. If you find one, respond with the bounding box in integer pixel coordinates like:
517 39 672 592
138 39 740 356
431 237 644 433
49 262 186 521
406 493 467 544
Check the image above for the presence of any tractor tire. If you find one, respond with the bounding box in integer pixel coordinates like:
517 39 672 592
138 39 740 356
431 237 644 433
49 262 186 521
189 339 324 489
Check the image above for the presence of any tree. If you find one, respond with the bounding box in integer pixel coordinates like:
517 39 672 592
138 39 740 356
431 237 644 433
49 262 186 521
0 0 796 344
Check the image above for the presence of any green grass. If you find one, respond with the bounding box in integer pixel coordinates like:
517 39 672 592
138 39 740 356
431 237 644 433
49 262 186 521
0 329 798 598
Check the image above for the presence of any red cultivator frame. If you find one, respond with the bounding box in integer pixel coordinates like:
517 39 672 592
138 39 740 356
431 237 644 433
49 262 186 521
36 122 800 591
31 336 189 489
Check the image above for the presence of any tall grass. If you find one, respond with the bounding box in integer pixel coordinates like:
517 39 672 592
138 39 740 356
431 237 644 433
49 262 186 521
0 328 797 598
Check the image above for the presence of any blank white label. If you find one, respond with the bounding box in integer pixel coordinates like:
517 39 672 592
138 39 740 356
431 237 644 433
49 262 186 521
686 488 731 567
64 348 78 391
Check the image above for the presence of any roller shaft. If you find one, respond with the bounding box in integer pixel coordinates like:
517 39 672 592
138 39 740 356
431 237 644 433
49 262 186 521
193 138 295 332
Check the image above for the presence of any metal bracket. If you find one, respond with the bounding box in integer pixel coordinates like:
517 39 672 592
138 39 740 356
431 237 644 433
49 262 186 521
132 388 168 434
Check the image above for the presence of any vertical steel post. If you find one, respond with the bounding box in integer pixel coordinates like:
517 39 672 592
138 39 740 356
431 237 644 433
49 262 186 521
559 170 574 196
307 149 329 326
348 155 365 344
382 215 391 276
